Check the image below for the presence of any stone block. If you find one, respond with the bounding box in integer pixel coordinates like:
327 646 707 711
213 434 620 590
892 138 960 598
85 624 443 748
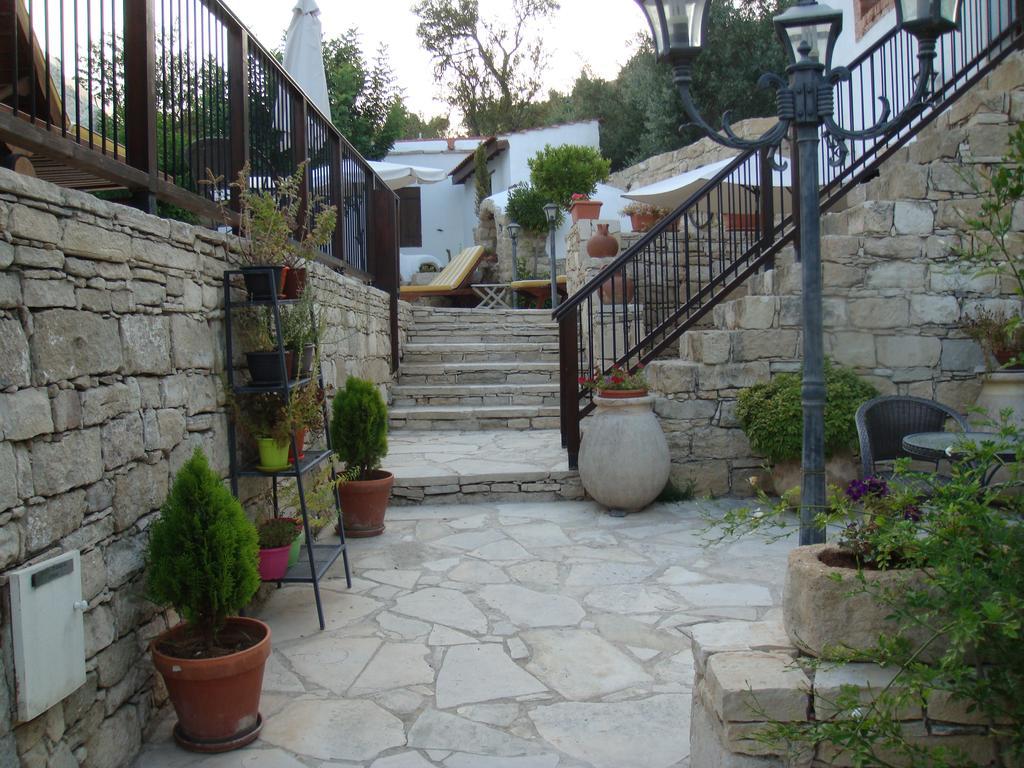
31 428 103 496
120 315 171 374
827 332 876 368
25 489 87 553
8 205 60 244
719 297 778 331
50 389 82 432
851 201 893 234
865 262 927 291
0 271 21 308
131 238 197 271
95 635 138 688
62 221 129 263
22 278 76 309
814 663 917 721
0 240 11 269
731 330 799 362
80 547 106 601
928 162 976 194
966 124 1012 159
30 310 123 384
689 426 750 459
655 397 718 421
689 686 787 768
0 388 53 441
170 315 215 370
697 362 770 393
0 522 22 569
935 377 982 412
706 651 810 723
671 460 731 497
0 318 30 389
78 288 113 312
892 202 934 235
876 336 941 368
105 534 147 588
848 298 909 329
687 620 796 675
909 295 959 325
184 374 218 416
13 245 63 269
81 383 141 426
81 705 139 768
130 280 166 306
940 339 985 372
100 413 145 471
112 460 168 532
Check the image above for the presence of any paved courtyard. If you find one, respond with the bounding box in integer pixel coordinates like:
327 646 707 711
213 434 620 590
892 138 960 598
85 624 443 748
136 499 795 768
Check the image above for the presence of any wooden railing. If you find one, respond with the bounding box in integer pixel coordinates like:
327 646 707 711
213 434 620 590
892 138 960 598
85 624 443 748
554 0 1023 468
0 0 398 288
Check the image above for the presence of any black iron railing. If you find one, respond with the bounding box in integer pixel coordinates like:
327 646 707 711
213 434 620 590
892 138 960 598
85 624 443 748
554 0 1023 467
0 0 394 281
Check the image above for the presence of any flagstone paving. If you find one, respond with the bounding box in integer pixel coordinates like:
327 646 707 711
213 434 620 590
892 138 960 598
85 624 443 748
136 498 796 768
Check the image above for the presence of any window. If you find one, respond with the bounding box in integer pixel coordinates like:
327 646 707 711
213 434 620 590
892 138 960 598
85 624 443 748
398 187 422 248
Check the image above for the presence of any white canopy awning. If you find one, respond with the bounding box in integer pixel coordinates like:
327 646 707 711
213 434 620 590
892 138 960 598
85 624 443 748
369 160 450 190
282 0 331 120
624 154 792 212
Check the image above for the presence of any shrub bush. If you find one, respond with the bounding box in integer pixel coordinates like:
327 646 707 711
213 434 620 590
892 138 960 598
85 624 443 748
146 449 260 650
736 362 877 463
528 144 611 209
505 183 556 234
331 377 388 479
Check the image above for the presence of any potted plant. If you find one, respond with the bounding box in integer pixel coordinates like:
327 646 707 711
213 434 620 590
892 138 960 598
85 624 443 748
577 363 670 514
330 377 392 538
285 381 325 465
278 166 337 299
146 449 268 753
276 516 304 567
963 307 1024 370
256 518 299 581
237 307 293 386
736 362 877 494
569 192 603 223
280 286 321 378
229 391 291 472
620 202 669 233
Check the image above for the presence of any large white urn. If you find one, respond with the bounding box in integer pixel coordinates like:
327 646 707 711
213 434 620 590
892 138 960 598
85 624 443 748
578 394 670 513
973 369 1024 430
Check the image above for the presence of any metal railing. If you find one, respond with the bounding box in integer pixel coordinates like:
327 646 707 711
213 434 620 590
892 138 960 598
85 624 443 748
554 0 1022 467
0 0 395 280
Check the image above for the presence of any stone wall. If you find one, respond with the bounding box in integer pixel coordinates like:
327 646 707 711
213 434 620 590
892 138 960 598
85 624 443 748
0 168 405 767
607 117 781 192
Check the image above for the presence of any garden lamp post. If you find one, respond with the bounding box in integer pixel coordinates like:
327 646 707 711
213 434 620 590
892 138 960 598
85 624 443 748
543 203 560 309
634 0 961 544
508 221 521 309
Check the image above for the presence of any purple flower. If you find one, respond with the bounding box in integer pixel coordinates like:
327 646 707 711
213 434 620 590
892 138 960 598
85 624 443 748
845 476 890 502
902 504 923 522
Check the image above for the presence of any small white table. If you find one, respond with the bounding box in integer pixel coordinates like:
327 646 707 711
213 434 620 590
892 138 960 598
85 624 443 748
472 283 512 309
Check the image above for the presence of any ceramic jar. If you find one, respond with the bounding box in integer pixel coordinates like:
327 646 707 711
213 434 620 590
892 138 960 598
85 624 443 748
578 394 670 513
586 224 619 258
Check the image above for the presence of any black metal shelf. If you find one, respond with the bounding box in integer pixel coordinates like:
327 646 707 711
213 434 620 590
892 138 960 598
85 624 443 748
233 376 313 394
223 270 351 632
236 448 333 478
278 542 347 583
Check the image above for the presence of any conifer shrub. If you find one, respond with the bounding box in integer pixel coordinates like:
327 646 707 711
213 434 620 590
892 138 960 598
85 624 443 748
330 377 388 480
146 449 260 651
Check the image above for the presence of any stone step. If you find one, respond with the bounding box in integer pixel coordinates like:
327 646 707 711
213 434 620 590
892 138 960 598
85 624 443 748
384 428 583 505
388 404 561 431
401 341 560 365
391 383 560 407
397 361 559 385
408 326 559 344
409 307 554 323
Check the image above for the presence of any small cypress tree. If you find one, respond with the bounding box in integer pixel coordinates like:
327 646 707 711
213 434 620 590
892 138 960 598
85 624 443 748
473 144 492 213
146 449 260 652
330 377 388 480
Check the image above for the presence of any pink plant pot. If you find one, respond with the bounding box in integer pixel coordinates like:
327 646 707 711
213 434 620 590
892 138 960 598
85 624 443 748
258 545 291 581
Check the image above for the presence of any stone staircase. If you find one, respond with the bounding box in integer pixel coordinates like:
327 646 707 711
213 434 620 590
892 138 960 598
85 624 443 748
385 306 582 505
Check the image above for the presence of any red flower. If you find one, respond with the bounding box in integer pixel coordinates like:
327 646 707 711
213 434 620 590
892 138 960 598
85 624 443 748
611 376 624 384
577 376 587 384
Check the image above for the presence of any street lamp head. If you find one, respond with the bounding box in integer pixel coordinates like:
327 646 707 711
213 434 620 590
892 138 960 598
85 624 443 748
543 203 559 226
895 0 961 40
634 0 710 65
507 221 521 242
773 0 843 67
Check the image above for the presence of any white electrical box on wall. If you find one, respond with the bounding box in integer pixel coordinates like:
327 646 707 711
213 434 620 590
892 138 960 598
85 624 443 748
9 550 88 722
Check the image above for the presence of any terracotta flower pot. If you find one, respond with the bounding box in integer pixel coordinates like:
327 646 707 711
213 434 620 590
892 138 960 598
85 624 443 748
570 200 603 223
288 428 306 464
586 224 619 258
596 388 648 398
258 545 291 581
150 617 271 753
282 266 307 299
599 267 634 304
629 212 660 232
723 212 760 231
337 469 394 538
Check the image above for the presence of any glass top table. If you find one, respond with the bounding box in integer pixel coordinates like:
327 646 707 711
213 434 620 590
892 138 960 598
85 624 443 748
902 431 1021 485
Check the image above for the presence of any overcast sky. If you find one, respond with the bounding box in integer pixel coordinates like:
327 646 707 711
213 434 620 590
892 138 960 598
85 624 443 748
222 0 650 129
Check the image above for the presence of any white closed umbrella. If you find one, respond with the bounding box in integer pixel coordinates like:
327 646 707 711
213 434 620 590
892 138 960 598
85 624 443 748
368 160 449 190
283 0 331 120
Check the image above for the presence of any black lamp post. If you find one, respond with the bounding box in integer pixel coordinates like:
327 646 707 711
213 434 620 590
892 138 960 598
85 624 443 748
507 221 521 309
543 203 561 309
635 0 961 544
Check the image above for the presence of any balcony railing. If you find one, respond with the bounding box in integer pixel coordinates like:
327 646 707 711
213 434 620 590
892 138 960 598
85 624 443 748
0 0 397 284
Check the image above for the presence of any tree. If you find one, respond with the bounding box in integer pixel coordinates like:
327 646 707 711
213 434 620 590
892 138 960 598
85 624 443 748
414 0 558 135
528 144 610 209
399 109 451 139
322 31 406 160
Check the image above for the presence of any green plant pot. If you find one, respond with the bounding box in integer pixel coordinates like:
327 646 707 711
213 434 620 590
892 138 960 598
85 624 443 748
255 438 290 472
287 535 301 567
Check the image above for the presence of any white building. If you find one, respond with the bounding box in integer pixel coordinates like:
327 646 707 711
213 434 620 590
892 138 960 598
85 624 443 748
386 120 603 269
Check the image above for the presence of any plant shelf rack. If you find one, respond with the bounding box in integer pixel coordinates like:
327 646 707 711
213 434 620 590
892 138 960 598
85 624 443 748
223 268 352 631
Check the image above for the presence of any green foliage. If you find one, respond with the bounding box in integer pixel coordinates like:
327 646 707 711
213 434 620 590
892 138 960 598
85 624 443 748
145 449 259 650
657 478 697 503
505 183 555 235
528 144 610 210
737 428 1024 767
414 0 558 134
736 363 878 463
330 377 388 480
323 30 407 160
399 109 451 140
257 518 299 549
474 144 492 213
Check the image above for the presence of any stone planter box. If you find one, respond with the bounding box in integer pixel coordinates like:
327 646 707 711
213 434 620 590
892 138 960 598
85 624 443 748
783 544 938 661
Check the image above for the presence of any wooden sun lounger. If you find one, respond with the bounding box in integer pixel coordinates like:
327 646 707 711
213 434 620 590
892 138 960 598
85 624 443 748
399 246 486 301
510 275 568 304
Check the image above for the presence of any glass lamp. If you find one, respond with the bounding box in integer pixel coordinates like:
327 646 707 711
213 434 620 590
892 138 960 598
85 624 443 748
543 203 559 225
773 0 843 65
896 0 961 38
634 0 710 64
507 221 521 241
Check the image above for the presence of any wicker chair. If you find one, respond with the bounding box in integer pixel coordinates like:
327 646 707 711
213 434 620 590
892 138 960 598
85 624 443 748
855 395 970 479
